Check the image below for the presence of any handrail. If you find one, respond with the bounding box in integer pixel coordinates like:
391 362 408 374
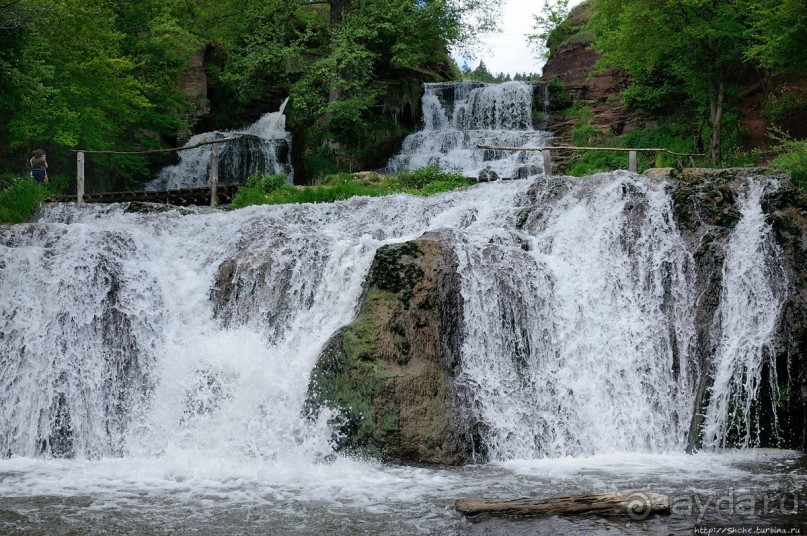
70 136 238 155
478 144 705 175
71 137 238 206
477 145 704 157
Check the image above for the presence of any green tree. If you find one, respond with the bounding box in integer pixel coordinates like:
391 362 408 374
468 60 494 82
0 0 203 187
528 0 570 60
589 0 752 164
746 0 807 77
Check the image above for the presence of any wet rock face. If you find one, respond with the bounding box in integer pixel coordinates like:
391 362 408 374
664 168 807 451
305 233 477 465
763 185 807 449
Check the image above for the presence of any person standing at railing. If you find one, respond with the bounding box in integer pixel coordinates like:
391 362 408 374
29 149 49 184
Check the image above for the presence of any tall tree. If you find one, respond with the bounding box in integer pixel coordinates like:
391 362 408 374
589 0 751 164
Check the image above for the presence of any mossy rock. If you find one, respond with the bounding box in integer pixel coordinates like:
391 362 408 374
305 234 478 464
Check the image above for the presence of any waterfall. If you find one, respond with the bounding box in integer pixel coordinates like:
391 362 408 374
386 81 552 179
145 99 293 191
0 175 789 462
456 173 699 459
700 179 789 449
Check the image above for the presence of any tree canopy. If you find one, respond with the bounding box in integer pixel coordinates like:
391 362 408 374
588 0 754 163
0 0 502 187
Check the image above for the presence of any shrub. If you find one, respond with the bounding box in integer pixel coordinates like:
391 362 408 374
770 130 807 188
229 168 473 208
0 177 50 223
392 166 467 189
231 172 289 207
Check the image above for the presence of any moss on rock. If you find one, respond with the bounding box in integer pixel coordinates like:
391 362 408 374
305 233 477 464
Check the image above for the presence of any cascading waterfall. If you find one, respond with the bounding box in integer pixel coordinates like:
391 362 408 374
456 174 699 459
0 174 788 464
144 99 293 191
386 81 551 179
701 179 789 449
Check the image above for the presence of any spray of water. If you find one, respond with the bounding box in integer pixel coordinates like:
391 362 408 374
0 173 789 465
456 173 699 459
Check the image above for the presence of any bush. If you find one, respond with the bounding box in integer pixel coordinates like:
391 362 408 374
231 172 289 207
0 177 50 223
770 130 807 188
392 166 468 189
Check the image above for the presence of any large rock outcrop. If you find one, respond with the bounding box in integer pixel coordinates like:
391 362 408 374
304 232 480 464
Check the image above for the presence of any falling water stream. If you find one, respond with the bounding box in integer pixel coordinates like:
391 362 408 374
144 99 293 191
1 81 803 534
386 81 551 178
1 175 803 534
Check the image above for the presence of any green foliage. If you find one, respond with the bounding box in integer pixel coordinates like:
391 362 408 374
769 130 807 188
0 175 66 224
230 172 290 207
762 90 807 125
231 168 472 207
528 0 571 59
745 0 807 76
393 166 466 189
565 108 708 176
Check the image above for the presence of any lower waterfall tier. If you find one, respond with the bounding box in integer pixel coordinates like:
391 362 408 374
0 170 805 463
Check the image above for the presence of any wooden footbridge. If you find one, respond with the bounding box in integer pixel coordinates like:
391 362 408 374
477 145 704 175
61 137 238 207
54 138 704 207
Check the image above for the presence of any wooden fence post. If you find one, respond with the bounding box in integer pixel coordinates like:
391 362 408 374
210 142 219 207
542 149 552 176
76 151 85 204
628 150 637 173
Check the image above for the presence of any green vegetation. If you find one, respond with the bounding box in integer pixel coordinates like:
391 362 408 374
459 60 540 83
528 0 592 61
0 175 67 224
588 0 750 165
0 0 502 189
563 105 712 176
231 168 472 208
530 0 807 183
770 130 807 188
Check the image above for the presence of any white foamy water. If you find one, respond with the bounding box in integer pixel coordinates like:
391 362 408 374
457 173 698 459
0 175 799 534
145 99 293 190
701 179 789 448
386 81 551 179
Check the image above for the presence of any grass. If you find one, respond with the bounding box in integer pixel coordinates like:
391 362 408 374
231 168 474 208
0 174 68 224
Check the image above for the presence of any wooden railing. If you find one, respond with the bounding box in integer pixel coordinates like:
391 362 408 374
478 145 705 176
70 137 237 207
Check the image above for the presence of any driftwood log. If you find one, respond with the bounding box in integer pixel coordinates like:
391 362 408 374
455 491 670 519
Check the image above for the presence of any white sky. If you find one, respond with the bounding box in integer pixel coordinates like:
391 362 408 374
460 0 585 76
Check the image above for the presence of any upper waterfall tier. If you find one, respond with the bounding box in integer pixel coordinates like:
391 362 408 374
145 99 293 191
386 81 552 179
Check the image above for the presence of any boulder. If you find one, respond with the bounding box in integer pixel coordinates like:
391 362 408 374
305 232 481 464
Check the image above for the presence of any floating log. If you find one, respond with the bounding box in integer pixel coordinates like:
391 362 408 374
455 491 671 519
